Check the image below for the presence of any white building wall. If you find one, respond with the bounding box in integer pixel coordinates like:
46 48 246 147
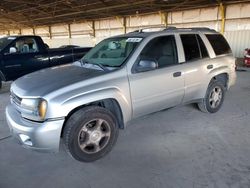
168 7 221 31
225 30 250 57
1 2 250 57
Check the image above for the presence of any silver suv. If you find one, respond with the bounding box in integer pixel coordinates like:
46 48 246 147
6 27 236 162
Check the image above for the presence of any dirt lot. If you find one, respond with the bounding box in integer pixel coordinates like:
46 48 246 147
0 70 250 188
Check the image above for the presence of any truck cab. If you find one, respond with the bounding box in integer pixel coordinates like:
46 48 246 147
0 35 91 88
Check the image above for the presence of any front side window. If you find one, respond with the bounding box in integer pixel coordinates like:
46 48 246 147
9 38 39 54
206 34 232 56
83 37 142 67
139 35 178 68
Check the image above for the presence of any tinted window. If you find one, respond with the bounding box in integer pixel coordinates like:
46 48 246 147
0 37 15 51
197 35 209 58
9 38 39 54
140 35 177 68
181 34 200 61
206 34 232 55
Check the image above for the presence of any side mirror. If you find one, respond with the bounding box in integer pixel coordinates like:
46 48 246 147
9 47 17 54
136 59 158 72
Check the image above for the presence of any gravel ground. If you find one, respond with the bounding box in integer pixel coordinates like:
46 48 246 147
0 70 250 188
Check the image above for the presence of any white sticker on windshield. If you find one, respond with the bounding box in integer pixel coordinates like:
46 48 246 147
7 37 16 40
126 38 142 43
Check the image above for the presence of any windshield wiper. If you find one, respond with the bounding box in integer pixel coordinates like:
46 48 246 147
100 64 120 68
95 63 109 71
80 59 108 71
80 59 89 67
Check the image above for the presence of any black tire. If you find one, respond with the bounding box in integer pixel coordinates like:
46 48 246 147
198 80 225 113
63 106 119 162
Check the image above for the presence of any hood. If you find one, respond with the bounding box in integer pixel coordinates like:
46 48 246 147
12 64 105 97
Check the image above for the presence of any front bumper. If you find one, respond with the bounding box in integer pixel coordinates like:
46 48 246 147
228 70 237 89
6 104 64 152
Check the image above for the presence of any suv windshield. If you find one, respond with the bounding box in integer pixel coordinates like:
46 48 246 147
0 36 16 51
82 37 143 67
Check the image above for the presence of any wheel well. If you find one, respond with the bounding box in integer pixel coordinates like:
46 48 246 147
212 73 228 89
61 98 124 137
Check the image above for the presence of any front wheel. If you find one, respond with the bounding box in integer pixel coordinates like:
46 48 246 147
198 81 225 113
63 106 119 162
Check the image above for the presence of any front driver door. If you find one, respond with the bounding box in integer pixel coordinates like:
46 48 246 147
128 35 185 118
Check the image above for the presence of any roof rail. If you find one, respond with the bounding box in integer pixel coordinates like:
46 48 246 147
129 26 176 33
129 26 216 33
172 27 216 32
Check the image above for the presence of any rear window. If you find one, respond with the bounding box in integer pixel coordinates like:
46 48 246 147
206 34 232 56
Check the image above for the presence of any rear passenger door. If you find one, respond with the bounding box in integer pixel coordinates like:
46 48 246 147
178 34 212 103
129 35 185 118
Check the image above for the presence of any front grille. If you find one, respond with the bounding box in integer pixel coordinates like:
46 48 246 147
11 91 22 107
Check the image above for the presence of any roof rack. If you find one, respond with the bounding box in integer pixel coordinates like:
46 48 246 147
169 27 216 32
130 26 216 33
129 26 174 33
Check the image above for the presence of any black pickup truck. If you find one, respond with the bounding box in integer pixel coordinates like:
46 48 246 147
0 35 91 89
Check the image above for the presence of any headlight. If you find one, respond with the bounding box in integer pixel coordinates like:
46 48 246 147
21 98 47 121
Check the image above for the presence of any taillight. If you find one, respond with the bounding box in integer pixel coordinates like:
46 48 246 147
233 59 237 70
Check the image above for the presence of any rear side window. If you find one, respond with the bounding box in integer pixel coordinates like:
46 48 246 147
206 34 232 56
181 34 200 61
181 34 209 61
197 35 209 58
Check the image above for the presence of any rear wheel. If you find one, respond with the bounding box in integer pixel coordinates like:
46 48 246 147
198 81 225 113
63 106 119 162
